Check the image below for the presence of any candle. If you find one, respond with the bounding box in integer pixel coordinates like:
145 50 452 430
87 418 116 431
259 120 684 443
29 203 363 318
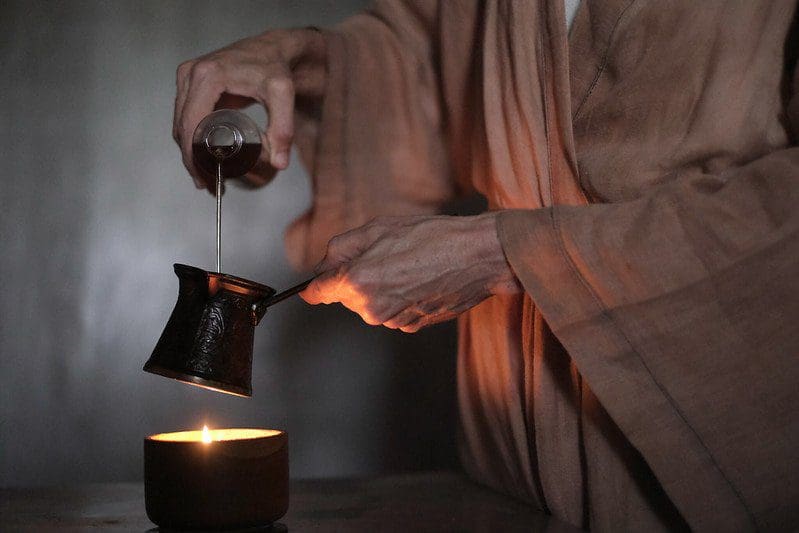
144 426 288 530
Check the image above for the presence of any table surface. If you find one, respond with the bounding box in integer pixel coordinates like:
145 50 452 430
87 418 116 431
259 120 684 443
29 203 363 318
1 471 578 532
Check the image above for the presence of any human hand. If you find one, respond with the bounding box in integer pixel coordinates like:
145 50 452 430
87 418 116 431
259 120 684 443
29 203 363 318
173 28 327 191
300 214 522 333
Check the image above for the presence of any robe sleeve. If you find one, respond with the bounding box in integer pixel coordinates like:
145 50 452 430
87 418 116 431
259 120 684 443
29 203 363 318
286 0 456 270
496 90 799 529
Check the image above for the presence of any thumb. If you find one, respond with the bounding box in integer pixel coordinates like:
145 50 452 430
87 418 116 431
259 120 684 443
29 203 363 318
313 226 375 274
300 267 343 305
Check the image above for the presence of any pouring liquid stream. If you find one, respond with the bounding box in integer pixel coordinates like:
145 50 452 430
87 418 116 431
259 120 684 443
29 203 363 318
210 156 312 304
216 162 222 273
192 111 314 305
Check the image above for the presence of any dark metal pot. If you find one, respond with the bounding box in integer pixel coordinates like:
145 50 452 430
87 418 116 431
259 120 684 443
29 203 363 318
144 264 309 397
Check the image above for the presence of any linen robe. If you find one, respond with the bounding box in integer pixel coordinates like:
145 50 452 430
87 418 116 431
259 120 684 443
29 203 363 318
288 1 799 530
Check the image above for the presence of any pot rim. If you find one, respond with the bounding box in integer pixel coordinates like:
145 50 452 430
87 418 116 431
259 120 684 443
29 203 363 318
173 263 276 296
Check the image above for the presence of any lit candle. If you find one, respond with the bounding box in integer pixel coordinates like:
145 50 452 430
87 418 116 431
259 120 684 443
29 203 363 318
144 426 288 530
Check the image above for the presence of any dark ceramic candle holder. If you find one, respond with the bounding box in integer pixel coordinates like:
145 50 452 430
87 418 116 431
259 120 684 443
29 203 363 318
144 428 288 530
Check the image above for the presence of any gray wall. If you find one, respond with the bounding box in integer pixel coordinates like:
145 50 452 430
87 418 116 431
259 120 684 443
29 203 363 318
0 1 457 486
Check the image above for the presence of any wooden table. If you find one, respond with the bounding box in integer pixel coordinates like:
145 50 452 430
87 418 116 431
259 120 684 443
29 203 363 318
1 471 577 532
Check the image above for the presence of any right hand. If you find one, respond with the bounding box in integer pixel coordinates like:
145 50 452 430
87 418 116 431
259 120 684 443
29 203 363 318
173 28 327 191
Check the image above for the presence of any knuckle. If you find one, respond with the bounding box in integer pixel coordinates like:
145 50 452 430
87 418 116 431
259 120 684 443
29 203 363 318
176 60 193 81
327 235 345 255
265 75 294 97
190 58 221 80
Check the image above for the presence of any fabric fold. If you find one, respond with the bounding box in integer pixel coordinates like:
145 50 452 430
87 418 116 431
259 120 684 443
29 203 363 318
287 1 456 270
497 144 799 529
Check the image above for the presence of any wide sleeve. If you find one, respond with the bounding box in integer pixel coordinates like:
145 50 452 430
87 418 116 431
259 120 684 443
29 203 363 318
286 0 456 270
497 92 799 528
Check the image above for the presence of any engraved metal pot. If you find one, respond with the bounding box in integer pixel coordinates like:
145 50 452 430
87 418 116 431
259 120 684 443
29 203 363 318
144 264 280 397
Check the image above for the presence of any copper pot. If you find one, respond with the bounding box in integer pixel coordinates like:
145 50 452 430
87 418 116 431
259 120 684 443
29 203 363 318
144 263 310 397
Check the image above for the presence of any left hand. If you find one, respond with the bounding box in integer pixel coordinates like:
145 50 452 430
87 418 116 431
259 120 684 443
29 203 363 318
300 214 522 332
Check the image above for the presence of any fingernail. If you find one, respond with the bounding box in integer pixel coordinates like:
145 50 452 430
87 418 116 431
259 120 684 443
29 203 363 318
273 151 289 169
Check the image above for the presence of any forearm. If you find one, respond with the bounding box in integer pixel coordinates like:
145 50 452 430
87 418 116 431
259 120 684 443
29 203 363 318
497 147 799 327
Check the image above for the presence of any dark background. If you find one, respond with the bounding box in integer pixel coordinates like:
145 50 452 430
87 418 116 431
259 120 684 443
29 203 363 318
0 1 458 486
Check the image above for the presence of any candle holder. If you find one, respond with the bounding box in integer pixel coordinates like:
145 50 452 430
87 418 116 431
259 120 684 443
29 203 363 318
144 428 288 530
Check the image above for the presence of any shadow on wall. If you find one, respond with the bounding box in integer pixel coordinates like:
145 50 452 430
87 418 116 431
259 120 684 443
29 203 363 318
270 303 458 477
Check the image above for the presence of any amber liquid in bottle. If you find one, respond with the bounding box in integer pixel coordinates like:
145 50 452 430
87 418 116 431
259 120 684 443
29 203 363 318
191 142 262 180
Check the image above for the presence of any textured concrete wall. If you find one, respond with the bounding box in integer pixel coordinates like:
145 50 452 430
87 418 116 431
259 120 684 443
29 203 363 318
0 0 457 486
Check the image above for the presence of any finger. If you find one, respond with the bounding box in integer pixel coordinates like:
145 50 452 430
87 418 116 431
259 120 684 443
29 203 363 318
260 67 295 169
314 228 374 273
352 306 384 326
241 130 277 187
173 61 203 189
383 307 421 330
300 268 344 305
400 310 458 334
301 267 385 326
178 60 227 190
338 284 384 326
313 218 393 273
173 61 192 143
399 317 427 334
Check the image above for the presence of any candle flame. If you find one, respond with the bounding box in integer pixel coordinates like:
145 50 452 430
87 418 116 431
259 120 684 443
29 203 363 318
202 424 212 444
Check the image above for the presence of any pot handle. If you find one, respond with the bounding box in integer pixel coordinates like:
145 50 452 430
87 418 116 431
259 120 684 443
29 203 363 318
251 277 315 325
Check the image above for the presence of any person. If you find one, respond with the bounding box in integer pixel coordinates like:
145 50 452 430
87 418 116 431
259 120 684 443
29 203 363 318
172 1 799 530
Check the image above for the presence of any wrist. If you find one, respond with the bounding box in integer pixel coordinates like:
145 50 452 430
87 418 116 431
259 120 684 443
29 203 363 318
278 28 327 98
470 213 523 296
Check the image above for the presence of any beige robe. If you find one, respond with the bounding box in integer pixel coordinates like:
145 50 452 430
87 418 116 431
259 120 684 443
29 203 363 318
288 1 799 530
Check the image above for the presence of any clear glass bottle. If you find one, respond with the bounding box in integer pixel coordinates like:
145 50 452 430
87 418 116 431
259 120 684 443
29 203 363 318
191 109 263 181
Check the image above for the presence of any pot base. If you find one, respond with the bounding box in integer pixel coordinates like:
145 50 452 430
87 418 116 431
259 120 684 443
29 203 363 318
143 362 251 398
